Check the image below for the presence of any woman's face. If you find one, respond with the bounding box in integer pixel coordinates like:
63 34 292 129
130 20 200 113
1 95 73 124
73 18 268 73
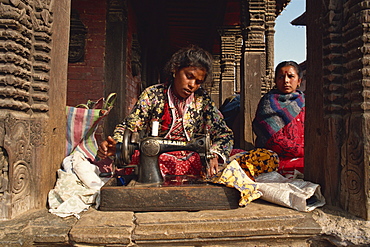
275 65 302 94
173 66 206 99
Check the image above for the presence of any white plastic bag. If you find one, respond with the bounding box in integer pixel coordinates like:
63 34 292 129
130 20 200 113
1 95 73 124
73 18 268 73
255 171 326 212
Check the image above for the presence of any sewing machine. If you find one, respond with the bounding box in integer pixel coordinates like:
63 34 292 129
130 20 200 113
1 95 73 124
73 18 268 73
99 128 240 211
114 128 214 185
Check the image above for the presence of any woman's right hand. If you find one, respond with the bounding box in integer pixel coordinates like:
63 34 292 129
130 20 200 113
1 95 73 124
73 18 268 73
97 136 117 159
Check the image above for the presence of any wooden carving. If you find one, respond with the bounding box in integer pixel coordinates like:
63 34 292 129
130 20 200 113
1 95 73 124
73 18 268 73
339 0 369 220
0 0 52 219
68 9 87 63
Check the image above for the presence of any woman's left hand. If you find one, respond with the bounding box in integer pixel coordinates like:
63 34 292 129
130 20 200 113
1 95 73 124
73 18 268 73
207 155 219 177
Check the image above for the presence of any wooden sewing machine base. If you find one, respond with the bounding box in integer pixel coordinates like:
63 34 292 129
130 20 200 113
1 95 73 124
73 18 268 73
99 175 240 211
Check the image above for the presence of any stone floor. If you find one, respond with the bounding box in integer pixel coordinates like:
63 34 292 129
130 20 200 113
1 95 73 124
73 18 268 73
1 199 369 247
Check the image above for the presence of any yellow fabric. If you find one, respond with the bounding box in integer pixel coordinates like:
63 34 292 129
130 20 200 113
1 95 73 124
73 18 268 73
208 160 261 206
230 148 279 180
208 148 279 206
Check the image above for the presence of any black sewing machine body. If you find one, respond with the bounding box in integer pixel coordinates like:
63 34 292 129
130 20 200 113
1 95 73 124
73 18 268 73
114 129 213 185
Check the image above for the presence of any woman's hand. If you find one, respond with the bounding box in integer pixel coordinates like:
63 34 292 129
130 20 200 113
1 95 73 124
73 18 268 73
207 155 220 177
97 136 117 159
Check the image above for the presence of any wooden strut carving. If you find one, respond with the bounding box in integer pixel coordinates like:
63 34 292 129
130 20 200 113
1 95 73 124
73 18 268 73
0 0 51 219
0 0 53 113
0 146 10 220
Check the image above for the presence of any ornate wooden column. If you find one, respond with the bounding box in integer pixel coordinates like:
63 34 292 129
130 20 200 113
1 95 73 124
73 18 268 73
105 0 128 135
264 0 276 92
235 35 243 93
218 26 242 106
204 54 221 107
240 0 267 150
0 0 70 219
306 0 370 220
338 0 369 220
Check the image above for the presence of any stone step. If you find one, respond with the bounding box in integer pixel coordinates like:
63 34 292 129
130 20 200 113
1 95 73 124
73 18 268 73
0 200 321 246
70 200 321 246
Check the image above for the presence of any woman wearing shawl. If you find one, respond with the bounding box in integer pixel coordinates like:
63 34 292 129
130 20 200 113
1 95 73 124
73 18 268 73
253 61 305 177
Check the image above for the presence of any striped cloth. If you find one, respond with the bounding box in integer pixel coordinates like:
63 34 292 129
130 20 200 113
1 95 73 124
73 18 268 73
66 94 116 161
252 89 305 147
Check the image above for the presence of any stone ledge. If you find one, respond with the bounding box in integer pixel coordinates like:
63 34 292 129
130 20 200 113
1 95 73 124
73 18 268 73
0 200 322 246
132 200 320 246
69 210 135 245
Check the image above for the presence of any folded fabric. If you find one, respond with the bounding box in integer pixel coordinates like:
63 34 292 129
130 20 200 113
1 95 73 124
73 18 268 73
208 160 262 206
71 151 109 190
48 151 109 218
48 169 99 218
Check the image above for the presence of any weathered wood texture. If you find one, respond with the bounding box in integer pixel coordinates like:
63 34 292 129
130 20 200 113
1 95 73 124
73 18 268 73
239 0 277 150
219 27 242 106
100 178 240 211
104 0 128 135
340 0 370 220
46 0 70 207
241 53 263 150
305 0 334 206
0 0 70 220
306 0 369 220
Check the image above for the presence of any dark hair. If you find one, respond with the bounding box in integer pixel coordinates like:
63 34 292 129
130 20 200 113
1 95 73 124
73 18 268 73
164 45 213 84
274 61 303 81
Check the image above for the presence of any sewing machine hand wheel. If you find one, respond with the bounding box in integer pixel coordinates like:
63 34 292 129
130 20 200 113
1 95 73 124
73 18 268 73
115 129 139 167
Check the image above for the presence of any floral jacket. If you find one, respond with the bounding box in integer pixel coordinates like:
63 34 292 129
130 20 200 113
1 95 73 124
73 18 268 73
113 84 234 162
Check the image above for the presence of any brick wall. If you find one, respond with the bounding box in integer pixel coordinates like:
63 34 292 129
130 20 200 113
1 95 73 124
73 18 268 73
67 0 107 106
66 0 142 142
67 0 141 115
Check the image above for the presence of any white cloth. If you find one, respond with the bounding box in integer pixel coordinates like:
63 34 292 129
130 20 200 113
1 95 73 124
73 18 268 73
48 151 109 218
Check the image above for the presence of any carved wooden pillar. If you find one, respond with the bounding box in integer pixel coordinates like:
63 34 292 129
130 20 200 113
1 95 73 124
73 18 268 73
306 0 370 220
105 0 128 135
219 26 242 106
340 0 369 220
0 0 70 219
235 35 243 93
265 0 276 92
205 54 221 107
240 0 267 150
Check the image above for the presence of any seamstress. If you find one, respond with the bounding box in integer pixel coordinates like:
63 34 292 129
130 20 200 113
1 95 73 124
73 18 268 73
97 45 234 178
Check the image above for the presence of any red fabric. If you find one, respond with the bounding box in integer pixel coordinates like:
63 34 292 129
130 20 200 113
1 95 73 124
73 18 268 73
265 110 305 174
114 150 202 176
161 101 171 132
101 149 246 177
159 151 202 176
230 149 246 156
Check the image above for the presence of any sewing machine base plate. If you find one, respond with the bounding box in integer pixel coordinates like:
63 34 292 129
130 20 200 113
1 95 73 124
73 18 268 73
99 176 240 211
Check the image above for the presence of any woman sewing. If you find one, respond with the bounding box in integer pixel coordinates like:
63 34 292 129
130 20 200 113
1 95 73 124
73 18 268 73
97 45 234 178
252 61 305 178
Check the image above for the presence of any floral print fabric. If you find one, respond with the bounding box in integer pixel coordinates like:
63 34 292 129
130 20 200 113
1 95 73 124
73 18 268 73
228 148 279 180
113 84 234 162
208 160 261 206
208 148 279 206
